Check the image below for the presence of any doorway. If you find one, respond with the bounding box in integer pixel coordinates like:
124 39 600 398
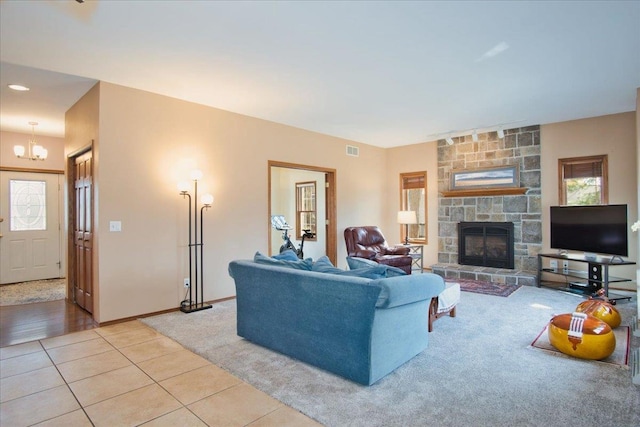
0 170 63 285
268 161 337 265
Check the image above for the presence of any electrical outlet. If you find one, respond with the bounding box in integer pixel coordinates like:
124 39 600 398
183 278 190 288
549 260 558 271
562 260 569 273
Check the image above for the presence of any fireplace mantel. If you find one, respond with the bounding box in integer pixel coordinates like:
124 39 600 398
441 187 527 198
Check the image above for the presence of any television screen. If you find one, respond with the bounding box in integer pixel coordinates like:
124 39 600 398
550 204 628 257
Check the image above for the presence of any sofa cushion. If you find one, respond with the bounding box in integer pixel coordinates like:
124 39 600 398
254 252 313 270
346 257 407 277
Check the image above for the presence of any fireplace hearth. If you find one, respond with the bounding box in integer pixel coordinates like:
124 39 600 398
458 222 514 269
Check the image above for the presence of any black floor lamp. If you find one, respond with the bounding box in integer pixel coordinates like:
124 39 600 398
178 170 213 313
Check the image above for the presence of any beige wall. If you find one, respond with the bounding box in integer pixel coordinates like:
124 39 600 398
540 112 638 289
76 82 387 322
385 141 440 267
636 88 639 323
65 80 638 322
65 83 100 318
0 130 65 171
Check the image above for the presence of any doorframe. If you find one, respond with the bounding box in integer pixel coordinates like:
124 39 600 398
268 161 337 265
66 142 93 311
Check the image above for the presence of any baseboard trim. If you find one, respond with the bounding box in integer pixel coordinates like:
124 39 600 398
97 296 236 327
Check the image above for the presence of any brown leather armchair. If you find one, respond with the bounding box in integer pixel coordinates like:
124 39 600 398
344 226 413 274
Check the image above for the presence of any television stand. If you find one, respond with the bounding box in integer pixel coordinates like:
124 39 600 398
537 253 635 304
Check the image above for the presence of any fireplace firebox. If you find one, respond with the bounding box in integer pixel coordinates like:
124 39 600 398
458 222 514 269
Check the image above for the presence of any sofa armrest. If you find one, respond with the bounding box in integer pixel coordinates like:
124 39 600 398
382 246 410 255
373 273 445 309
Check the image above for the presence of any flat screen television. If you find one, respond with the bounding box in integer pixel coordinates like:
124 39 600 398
550 204 628 257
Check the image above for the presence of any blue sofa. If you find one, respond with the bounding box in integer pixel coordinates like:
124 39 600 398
228 258 445 385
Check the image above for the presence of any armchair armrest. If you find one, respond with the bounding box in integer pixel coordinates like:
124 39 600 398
353 249 377 260
383 246 410 255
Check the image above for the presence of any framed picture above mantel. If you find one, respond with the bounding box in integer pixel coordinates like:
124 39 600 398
442 164 526 197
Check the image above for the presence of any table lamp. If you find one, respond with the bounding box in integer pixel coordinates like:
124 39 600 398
397 210 417 245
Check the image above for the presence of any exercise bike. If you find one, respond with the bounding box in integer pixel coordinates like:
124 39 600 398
271 215 315 259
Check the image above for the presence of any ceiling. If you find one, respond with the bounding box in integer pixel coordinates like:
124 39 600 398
1 1 639 147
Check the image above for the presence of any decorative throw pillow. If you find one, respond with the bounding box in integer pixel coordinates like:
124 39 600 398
346 256 407 277
272 249 299 261
314 257 389 306
313 256 387 279
254 252 313 270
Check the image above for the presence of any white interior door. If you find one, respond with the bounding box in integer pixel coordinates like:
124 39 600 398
0 171 63 284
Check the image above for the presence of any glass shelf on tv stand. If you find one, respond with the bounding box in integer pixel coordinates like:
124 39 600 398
537 253 635 304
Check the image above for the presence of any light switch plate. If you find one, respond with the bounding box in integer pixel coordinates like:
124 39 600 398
109 221 122 232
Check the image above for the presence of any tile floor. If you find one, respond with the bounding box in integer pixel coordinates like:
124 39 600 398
0 320 322 426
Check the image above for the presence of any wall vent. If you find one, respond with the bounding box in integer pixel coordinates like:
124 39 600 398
346 145 359 157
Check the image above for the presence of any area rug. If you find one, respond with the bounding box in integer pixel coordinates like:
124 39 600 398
446 277 521 297
0 279 66 306
530 323 631 368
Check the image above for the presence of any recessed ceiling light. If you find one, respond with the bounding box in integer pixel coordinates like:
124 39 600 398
8 84 30 91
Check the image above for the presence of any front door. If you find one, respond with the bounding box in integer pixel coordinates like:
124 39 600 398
73 151 93 313
0 171 63 284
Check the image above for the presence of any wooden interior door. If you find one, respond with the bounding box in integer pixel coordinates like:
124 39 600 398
74 151 93 313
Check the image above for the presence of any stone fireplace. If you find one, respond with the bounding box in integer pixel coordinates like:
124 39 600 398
458 222 514 269
431 126 542 286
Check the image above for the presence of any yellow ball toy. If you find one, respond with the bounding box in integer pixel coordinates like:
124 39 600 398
548 312 615 360
575 299 621 329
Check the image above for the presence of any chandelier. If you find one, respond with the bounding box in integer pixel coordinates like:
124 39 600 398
14 121 48 161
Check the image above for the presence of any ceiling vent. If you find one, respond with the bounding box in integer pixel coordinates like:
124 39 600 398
346 145 359 157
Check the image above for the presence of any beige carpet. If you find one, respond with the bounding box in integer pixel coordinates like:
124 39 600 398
0 278 66 306
141 287 640 427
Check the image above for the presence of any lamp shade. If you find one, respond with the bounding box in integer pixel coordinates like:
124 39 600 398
190 169 203 181
397 210 417 224
201 193 214 206
177 181 190 193
13 145 25 157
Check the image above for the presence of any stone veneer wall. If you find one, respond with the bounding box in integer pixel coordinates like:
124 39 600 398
437 126 542 275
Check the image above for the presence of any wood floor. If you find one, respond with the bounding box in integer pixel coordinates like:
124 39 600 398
0 298 96 348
